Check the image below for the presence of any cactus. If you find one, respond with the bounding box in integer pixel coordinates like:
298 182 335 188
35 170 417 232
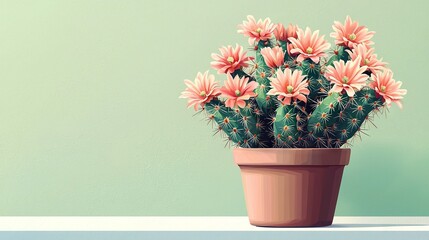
307 92 348 137
333 88 383 142
308 88 383 147
254 41 276 115
205 99 264 148
181 15 407 148
273 104 299 147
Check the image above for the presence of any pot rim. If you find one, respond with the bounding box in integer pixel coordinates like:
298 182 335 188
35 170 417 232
233 148 351 166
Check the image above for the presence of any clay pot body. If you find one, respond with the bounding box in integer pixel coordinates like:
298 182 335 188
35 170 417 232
233 148 350 227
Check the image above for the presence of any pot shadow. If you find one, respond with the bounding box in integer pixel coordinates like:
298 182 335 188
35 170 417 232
255 223 428 229
330 223 428 228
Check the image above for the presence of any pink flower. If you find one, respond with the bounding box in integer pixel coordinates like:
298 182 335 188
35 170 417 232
237 15 275 45
210 44 254 74
180 71 221 111
286 43 296 57
220 74 258 108
273 23 298 42
260 46 285 68
369 70 407 108
331 16 375 49
273 23 287 42
288 27 331 63
325 59 368 97
346 44 387 74
285 24 298 40
267 68 310 105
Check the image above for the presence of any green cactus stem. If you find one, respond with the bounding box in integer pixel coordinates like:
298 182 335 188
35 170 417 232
333 88 383 143
297 60 331 114
205 99 264 148
308 92 348 137
308 88 383 147
273 104 299 147
254 41 276 115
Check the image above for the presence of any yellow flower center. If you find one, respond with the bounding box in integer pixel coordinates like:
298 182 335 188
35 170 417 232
349 33 356 40
200 91 207 97
381 85 386 92
364 58 370 65
306 47 313 54
286 85 294 93
227 56 234 63
256 27 262 33
342 76 349 84
235 90 241 96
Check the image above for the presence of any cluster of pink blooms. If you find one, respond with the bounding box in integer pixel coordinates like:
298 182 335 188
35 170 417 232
180 72 258 110
180 15 406 110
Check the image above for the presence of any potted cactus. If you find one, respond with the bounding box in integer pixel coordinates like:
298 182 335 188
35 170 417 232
180 15 406 227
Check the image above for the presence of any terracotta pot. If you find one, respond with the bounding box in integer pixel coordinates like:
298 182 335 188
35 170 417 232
233 148 350 227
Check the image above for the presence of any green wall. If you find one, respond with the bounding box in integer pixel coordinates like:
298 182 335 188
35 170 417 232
0 0 427 215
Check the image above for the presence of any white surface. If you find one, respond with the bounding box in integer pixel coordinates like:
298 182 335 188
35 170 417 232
0 216 428 231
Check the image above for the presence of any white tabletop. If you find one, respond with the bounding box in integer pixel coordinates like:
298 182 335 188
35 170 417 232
0 217 427 240
0 216 427 231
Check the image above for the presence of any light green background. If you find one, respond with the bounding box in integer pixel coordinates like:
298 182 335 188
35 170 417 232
0 0 427 216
